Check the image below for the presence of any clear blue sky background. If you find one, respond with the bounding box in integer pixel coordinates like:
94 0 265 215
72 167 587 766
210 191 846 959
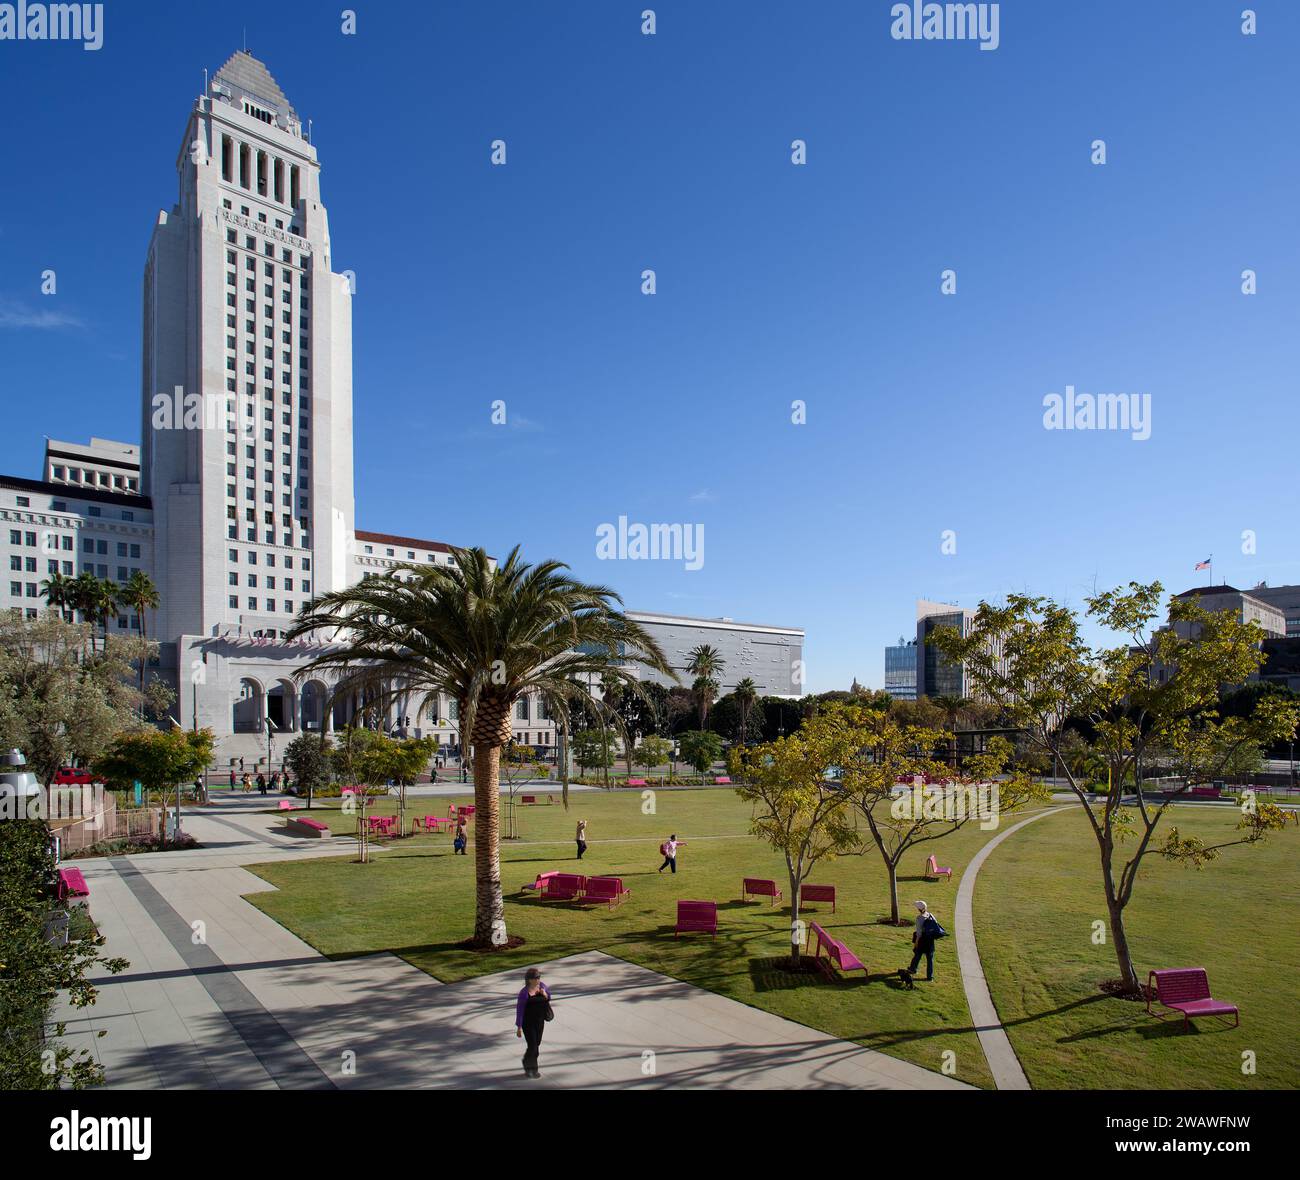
1 1 1296 692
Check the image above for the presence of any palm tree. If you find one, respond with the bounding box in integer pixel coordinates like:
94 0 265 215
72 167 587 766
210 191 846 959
287 546 676 947
686 643 725 728
40 570 73 620
85 578 120 651
118 571 161 694
734 677 758 746
67 571 114 656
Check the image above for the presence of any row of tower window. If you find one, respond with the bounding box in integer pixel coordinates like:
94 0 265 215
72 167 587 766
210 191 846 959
220 136 300 208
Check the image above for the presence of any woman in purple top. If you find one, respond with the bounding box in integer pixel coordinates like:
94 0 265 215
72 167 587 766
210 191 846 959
514 967 551 1078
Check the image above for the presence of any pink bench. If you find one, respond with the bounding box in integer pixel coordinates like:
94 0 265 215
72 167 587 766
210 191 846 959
742 877 782 906
541 873 586 901
808 921 866 978
583 877 631 909
522 871 560 894
676 900 717 938
56 866 90 901
714 776 731 784
925 854 953 882
286 816 331 839
801 883 836 912
624 778 647 787
519 794 556 805
1146 968 1239 1032
278 799 297 810
1189 786 1223 800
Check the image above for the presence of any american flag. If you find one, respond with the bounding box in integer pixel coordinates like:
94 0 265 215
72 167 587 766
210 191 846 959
1195 557 1211 571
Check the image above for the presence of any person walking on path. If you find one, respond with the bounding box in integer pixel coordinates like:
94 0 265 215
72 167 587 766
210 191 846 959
256 773 267 796
658 834 686 873
514 967 552 1078
228 769 236 790
575 819 588 860
907 899 946 982
453 817 468 855
241 772 253 794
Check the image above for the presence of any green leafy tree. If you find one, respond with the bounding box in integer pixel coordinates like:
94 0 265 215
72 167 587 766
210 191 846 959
93 728 215 807
571 728 615 775
731 731 858 965
679 729 723 775
825 704 1045 923
931 582 1300 993
284 733 332 809
632 734 673 773
287 545 674 948
0 614 172 785
0 815 128 1088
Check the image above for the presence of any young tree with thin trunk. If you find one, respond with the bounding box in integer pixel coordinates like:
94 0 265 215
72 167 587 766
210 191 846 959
930 582 1299 993
731 726 858 966
828 704 1044 924
288 547 674 948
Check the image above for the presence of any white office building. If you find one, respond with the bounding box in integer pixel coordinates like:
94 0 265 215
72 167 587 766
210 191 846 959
0 51 804 772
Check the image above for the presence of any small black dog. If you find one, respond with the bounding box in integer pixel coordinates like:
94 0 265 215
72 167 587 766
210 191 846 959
897 968 915 990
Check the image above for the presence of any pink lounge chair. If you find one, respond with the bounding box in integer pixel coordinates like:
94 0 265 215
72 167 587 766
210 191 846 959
926 854 953 882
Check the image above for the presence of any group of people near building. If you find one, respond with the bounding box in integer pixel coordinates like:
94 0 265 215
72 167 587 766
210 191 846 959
226 767 291 794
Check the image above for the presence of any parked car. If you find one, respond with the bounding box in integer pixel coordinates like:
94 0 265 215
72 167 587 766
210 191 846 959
51 766 104 786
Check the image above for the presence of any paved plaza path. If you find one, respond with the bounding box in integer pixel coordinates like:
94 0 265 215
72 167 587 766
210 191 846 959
54 795 976 1090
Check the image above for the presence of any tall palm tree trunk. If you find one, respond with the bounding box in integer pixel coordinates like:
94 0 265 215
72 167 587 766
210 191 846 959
470 700 511 947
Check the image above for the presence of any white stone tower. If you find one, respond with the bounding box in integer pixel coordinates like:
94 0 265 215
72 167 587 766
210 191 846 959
141 50 355 649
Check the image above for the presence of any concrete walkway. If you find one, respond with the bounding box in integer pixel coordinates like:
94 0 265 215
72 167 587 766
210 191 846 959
53 795 970 1090
953 806 1064 1090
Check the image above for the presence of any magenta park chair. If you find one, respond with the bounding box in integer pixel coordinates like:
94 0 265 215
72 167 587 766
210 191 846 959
1146 968 1239 1032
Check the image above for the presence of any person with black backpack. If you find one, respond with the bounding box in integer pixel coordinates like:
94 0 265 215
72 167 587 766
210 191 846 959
908 899 947 981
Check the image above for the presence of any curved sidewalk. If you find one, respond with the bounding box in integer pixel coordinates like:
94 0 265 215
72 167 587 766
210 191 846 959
955 807 1063 1090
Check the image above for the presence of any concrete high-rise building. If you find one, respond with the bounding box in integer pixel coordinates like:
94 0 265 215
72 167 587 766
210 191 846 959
0 50 806 773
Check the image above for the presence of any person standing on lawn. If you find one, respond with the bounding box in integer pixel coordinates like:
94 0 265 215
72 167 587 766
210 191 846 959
576 819 588 859
658 834 686 873
453 817 468 855
907 899 946 982
514 967 552 1079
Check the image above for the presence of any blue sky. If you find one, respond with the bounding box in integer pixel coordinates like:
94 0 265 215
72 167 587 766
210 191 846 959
1 1 1296 691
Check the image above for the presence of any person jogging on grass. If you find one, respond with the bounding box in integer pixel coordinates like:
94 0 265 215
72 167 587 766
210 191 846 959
657 833 686 874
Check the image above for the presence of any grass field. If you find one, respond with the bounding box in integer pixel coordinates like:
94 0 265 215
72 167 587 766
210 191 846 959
975 804 1300 1089
245 788 1299 1089
247 788 1037 1088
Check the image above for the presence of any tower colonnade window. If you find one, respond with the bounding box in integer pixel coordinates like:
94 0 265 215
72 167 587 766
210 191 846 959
218 134 301 213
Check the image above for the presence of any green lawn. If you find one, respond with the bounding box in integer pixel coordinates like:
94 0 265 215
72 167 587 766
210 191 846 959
248 788 1029 1088
246 790 1299 1089
976 804 1300 1089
